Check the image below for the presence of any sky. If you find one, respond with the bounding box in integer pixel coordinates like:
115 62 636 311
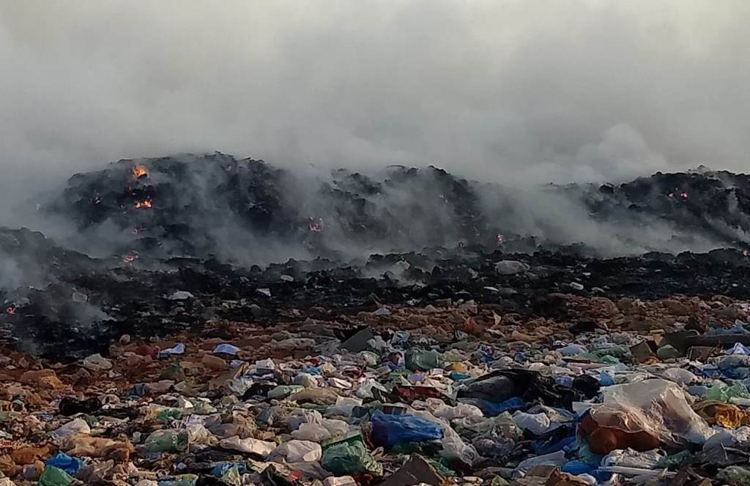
1 0 748 202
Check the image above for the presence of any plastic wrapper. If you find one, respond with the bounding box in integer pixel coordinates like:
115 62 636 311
269 440 322 463
601 448 666 469
370 411 444 448
694 400 749 428
586 379 713 449
320 440 383 477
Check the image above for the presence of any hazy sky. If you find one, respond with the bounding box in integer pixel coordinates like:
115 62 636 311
1 0 748 196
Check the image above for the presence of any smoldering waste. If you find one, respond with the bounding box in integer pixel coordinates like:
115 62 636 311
0 155 749 485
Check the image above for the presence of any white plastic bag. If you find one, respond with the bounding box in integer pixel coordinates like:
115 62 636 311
50 418 91 442
270 440 322 462
292 423 331 442
589 379 712 446
512 411 555 436
219 436 275 457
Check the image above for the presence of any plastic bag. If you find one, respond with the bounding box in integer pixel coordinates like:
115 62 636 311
322 419 349 437
144 429 189 453
514 450 566 477
660 368 697 385
269 440 322 463
587 379 712 447
718 466 750 485
601 448 666 469
287 409 323 431
433 403 483 420
405 349 442 372
706 382 750 403
44 453 82 476
293 422 331 442
50 418 91 442
321 440 383 477
370 411 444 448
512 411 554 436
38 466 75 486
703 426 750 451
219 436 275 457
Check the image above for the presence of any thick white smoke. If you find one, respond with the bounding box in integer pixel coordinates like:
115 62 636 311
1 1 748 225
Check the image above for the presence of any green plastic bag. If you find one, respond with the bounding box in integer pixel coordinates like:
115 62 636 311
718 466 750 486
144 429 189 453
321 440 383 476
39 465 75 486
706 382 750 403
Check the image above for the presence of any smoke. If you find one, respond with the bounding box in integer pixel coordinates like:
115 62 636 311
1 1 749 225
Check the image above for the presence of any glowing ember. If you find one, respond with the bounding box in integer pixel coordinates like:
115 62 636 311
667 193 674 198
497 233 505 245
680 192 689 199
123 254 139 264
308 217 324 232
5 305 16 315
132 165 148 179
134 199 153 209
744 250 749 257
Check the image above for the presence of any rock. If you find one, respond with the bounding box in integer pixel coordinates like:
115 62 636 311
495 260 530 275
168 291 194 301
664 300 691 316
82 354 113 372
249 304 262 317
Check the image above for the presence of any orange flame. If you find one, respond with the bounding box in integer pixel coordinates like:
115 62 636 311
308 217 324 232
132 165 148 179
680 192 689 199
123 254 139 264
134 199 153 209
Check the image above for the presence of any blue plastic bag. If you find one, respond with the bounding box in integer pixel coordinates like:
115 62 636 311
44 452 82 476
370 411 443 448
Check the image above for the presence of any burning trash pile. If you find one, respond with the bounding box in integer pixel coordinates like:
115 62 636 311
4 154 750 484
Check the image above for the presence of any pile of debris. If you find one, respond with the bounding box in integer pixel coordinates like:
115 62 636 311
1 294 750 485
3 155 750 484
43 154 750 262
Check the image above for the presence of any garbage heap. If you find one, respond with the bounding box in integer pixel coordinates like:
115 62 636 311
4 294 750 485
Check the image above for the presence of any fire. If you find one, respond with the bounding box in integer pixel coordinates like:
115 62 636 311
5 305 16 315
132 165 148 179
134 199 153 209
497 233 505 246
308 217 324 233
743 250 749 257
123 254 139 264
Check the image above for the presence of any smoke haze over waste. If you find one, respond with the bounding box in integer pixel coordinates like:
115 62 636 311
1 0 749 226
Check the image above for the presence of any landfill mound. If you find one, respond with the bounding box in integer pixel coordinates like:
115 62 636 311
48 153 490 261
3 156 750 484
47 154 750 263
